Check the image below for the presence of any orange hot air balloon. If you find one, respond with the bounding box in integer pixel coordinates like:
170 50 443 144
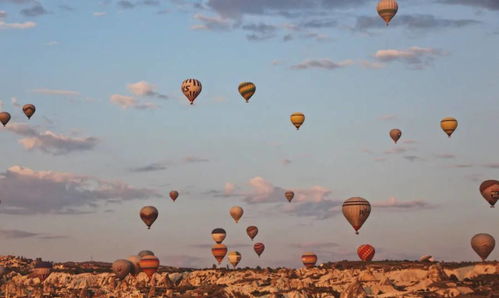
238 82 256 103
169 190 179 202
377 0 398 25
229 206 244 223
212 244 228 264
285 191 295 203
211 228 226 244
181 79 202 105
342 197 371 235
246 226 258 241
440 117 458 137
254 242 265 257
301 252 317 268
22 104 36 119
140 206 158 229
479 180 499 208
471 233 495 261
139 255 159 279
290 113 305 130
389 129 402 144
0 112 11 127
357 244 375 261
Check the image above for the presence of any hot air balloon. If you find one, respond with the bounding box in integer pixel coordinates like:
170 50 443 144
230 206 244 223
138 250 155 258
238 82 256 103
471 233 495 261
0 112 11 127
228 251 242 268
112 259 132 280
419 255 432 262
211 228 226 244
212 244 228 264
169 190 179 202
342 197 371 235
181 79 202 105
140 206 158 229
246 226 258 241
33 261 52 282
376 0 398 25
139 255 159 279
440 117 458 137
301 252 317 268
290 113 305 130
357 244 375 261
254 242 265 257
479 180 499 208
22 104 36 119
285 191 295 203
389 129 402 144
127 256 141 276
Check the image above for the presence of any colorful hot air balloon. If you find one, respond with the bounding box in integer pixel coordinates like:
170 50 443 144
0 112 11 127
479 180 499 208
211 228 226 244
238 82 256 103
290 113 305 130
471 233 495 261
138 250 155 257
212 244 228 264
22 104 36 119
246 226 258 241
112 259 132 280
228 251 242 268
301 252 317 268
140 206 158 229
440 117 458 137
230 206 244 223
389 129 402 144
139 255 159 279
33 261 52 282
342 197 371 235
376 0 398 26
285 191 295 203
169 190 179 202
181 79 202 105
357 244 375 261
254 242 265 257
127 256 141 276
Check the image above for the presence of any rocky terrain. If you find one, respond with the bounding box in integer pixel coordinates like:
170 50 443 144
0 256 497 297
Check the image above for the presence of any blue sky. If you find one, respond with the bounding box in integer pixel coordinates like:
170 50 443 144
0 0 497 268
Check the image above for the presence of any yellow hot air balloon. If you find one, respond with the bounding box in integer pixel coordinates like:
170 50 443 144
229 206 244 223
290 113 305 130
389 129 402 144
440 117 458 137
228 251 242 268
342 197 371 234
377 0 398 26
238 82 256 103
181 79 202 105
471 233 495 261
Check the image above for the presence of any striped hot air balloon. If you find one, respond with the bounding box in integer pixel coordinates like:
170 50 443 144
301 252 317 268
389 129 402 144
212 244 228 264
181 79 202 105
357 244 375 261
246 226 258 241
479 180 499 208
254 242 265 257
471 233 495 261
290 113 305 130
139 255 159 279
440 117 458 137
376 0 398 25
342 197 371 235
238 82 256 103
33 261 52 282
228 251 242 268
211 228 226 244
22 104 36 119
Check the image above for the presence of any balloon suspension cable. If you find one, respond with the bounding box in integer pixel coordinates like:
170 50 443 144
356 231 359 235
190 102 193 105
147 226 150 230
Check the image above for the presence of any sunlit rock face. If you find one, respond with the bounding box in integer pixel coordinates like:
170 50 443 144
0 256 497 297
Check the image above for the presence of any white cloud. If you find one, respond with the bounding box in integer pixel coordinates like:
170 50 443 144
291 59 354 70
93 11 107 16
110 94 157 110
373 197 436 210
0 20 36 30
192 13 231 31
373 47 447 69
31 89 80 96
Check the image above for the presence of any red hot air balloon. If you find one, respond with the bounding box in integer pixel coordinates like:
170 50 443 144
254 243 265 257
357 244 375 261
169 190 179 202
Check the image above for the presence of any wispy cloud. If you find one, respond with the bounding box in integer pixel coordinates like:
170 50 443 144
20 4 48 17
130 162 168 173
127 81 167 99
0 20 36 30
434 153 455 159
482 162 499 169
0 229 67 240
373 47 447 69
355 14 479 32
31 89 80 96
93 11 107 17
110 94 157 110
192 13 231 31
439 0 499 11
373 197 436 210
291 59 354 70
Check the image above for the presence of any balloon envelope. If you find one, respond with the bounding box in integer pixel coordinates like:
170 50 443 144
211 228 226 244
389 129 402 144
0 112 11 127
228 251 242 268
140 206 158 229
357 244 375 261
212 244 228 264
471 233 495 261
138 250 155 257
285 191 295 203
246 226 258 240
112 259 132 280
290 113 305 130
169 190 179 202
440 117 458 137
376 0 398 25
342 197 371 234
479 180 499 208
181 79 202 105
254 242 265 257
139 255 159 279
22 104 36 119
33 261 52 282
301 252 317 268
127 256 141 275
238 82 256 103
230 206 244 223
